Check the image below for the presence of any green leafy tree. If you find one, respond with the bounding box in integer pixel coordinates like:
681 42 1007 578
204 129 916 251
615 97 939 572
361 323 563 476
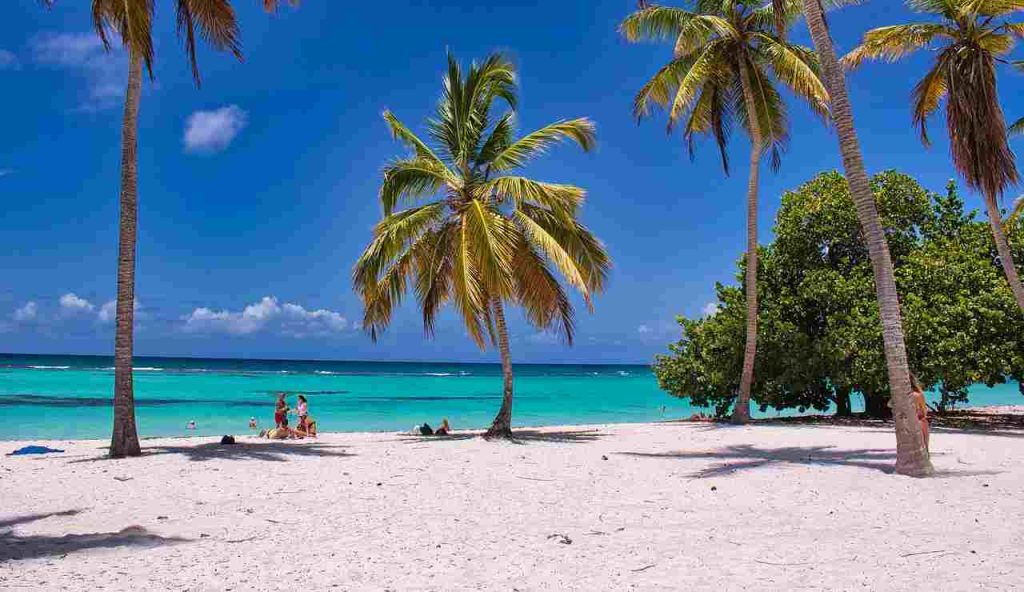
353 53 611 438
620 0 827 423
655 170 1024 425
844 0 1024 313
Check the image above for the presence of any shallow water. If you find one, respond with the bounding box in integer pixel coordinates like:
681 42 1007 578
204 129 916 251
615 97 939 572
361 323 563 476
0 353 1019 440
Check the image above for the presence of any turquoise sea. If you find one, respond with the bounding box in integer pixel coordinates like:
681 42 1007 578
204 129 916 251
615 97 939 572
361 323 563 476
0 353 1020 440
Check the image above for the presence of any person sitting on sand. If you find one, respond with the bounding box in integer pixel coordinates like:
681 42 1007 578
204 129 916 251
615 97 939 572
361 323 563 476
274 393 289 429
434 417 451 436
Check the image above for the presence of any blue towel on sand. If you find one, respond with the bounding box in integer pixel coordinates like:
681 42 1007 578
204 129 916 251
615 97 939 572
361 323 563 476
8 445 64 456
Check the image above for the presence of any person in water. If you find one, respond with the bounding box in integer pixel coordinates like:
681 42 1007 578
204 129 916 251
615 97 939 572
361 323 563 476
186 420 197 430
274 393 289 429
249 417 258 430
910 374 930 451
295 394 309 431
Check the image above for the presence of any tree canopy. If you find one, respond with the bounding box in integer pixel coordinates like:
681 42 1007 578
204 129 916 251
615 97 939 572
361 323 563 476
654 170 1024 417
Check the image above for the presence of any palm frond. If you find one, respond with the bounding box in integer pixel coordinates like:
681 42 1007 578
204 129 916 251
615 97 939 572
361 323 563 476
379 157 454 214
842 23 951 68
511 235 575 344
382 110 448 168
755 33 829 119
93 0 155 77
488 118 596 171
486 176 586 215
175 0 243 86
1010 115 1024 135
911 49 951 145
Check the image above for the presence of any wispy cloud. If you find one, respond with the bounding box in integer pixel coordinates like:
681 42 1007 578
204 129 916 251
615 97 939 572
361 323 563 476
701 302 720 317
637 324 652 334
0 49 19 70
0 169 12 178
30 32 125 111
184 105 247 153
182 296 349 337
12 301 38 322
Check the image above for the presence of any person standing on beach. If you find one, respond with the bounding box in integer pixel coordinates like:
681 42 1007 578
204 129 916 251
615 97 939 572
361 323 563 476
910 376 930 451
274 393 289 429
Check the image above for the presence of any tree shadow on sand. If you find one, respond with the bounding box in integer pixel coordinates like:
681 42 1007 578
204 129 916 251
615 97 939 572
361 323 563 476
69 441 355 464
0 510 187 562
400 428 605 445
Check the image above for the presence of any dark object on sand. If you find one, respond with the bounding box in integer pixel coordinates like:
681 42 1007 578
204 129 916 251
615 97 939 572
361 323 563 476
8 445 64 456
419 423 434 436
220 435 236 445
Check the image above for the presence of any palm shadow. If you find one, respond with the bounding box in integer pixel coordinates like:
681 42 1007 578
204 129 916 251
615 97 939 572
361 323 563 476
619 444 899 477
0 511 187 562
69 441 355 463
400 428 604 445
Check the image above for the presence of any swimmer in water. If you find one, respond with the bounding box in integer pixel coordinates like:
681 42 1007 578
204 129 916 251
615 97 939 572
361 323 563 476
186 420 197 430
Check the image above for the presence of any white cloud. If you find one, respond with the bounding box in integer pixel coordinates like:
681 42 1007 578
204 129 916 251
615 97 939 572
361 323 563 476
183 105 247 153
701 302 720 317
97 300 116 323
637 324 652 334
0 49 18 70
182 296 349 337
12 302 38 322
98 300 145 323
31 32 125 111
59 292 95 315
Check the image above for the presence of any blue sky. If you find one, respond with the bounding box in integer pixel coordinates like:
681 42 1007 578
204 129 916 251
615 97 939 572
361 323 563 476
2 1 1023 364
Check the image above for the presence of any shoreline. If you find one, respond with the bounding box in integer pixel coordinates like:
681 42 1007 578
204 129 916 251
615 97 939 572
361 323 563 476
4 403 1021 447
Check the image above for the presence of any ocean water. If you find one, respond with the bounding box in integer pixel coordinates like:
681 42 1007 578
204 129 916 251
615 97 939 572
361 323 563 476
0 353 1020 441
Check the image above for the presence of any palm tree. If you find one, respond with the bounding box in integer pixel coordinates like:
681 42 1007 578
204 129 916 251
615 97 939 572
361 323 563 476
353 53 611 438
620 1 828 422
82 0 292 457
844 0 1024 312
798 0 933 476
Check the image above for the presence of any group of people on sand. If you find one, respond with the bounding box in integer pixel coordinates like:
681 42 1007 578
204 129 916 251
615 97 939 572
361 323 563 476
258 393 317 440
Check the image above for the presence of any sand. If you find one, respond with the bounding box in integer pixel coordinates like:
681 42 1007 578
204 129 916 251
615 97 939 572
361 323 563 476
1 415 1023 591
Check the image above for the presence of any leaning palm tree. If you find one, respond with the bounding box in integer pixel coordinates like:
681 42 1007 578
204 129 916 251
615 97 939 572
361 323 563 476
80 0 292 457
844 0 1024 312
353 53 610 438
797 0 933 476
620 0 828 423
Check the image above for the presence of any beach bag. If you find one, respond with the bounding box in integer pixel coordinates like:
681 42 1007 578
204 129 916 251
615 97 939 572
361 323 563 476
419 423 434 436
220 435 236 445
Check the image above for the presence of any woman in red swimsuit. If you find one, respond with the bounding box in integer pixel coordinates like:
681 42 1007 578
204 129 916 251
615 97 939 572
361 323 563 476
274 393 289 429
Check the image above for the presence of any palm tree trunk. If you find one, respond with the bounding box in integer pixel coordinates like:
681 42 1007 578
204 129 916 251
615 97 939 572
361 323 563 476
109 50 143 459
733 57 763 424
801 0 932 476
485 298 515 439
985 196 1024 311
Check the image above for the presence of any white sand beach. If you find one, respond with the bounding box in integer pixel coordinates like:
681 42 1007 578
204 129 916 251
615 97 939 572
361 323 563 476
2 414 1023 591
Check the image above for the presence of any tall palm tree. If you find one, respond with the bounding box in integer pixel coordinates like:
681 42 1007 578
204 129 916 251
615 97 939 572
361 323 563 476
353 53 611 438
82 0 291 457
798 0 933 476
844 0 1024 312
620 0 828 422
